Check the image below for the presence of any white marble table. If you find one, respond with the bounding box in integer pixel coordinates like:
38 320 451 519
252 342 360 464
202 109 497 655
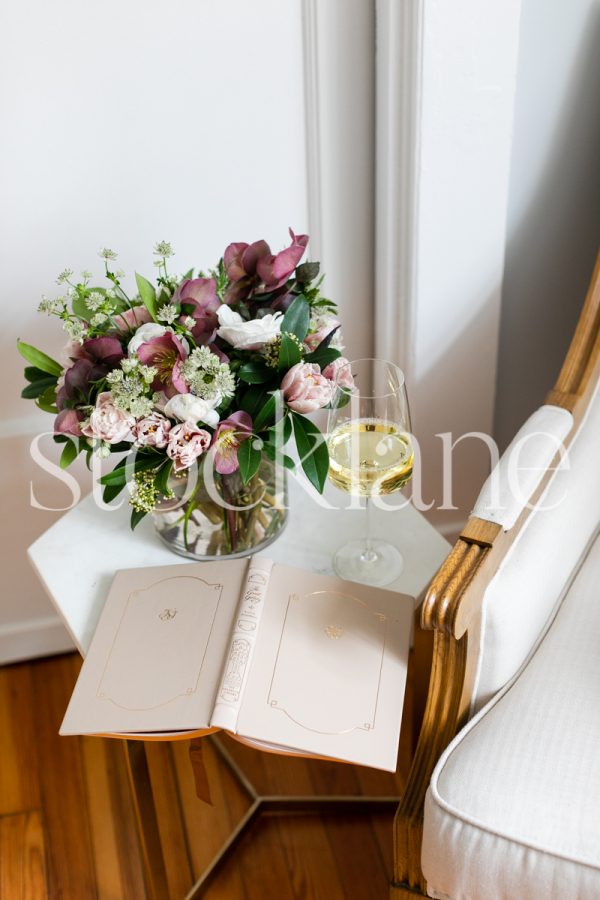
28 474 449 656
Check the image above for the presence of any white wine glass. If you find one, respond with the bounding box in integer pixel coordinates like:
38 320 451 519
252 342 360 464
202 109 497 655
327 358 413 586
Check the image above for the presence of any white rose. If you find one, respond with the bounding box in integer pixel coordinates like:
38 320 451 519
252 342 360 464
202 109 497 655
164 392 221 428
216 305 283 350
128 323 189 356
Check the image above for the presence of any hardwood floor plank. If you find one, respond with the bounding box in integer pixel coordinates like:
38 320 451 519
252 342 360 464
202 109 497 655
170 739 247 899
29 655 97 898
0 811 47 900
81 737 146 900
145 742 194 899
0 665 41 815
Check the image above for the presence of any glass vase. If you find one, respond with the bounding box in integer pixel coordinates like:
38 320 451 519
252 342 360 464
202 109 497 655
152 456 287 560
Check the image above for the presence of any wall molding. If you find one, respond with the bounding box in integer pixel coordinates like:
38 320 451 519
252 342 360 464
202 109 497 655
300 0 376 360
374 0 424 382
0 614 73 665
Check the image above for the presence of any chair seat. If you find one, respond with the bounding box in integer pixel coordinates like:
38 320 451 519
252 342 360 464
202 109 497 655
422 529 600 900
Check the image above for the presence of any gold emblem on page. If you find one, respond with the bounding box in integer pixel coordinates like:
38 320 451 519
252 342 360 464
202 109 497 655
159 608 178 621
324 624 344 640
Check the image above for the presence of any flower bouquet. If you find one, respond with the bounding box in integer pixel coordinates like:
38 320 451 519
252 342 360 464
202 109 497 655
18 229 349 558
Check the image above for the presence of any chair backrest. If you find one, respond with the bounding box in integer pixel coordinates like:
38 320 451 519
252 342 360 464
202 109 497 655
471 377 600 709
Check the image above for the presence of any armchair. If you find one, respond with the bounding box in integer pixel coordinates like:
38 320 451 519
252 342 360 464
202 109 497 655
392 251 600 899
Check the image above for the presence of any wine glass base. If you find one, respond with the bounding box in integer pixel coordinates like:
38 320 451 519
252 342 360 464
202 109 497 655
332 539 404 587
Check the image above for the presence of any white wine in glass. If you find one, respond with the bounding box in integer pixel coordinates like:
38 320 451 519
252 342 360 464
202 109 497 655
327 359 413 586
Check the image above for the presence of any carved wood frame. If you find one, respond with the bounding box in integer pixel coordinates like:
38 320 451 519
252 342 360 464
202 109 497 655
391 251 600 898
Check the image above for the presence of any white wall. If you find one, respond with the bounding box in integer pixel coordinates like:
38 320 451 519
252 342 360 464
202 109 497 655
0 0 309 656
495 0 600 449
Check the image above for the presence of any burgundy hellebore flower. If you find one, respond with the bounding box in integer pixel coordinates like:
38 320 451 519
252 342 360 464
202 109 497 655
173 278 220 345
211 411 253 475
222 228 309 300
136 332 189 397
54 408 85 437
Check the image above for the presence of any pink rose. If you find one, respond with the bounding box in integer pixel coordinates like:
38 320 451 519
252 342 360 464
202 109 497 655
81 392 135 444
304 318 340 352
281 362 334 414
133 413 172 449
167 423 211 472
113 306 152 332
323 357 354 390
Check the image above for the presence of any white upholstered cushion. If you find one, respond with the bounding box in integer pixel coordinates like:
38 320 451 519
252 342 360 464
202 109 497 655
422 530 600 900
473 378 600 709
471 405 573 530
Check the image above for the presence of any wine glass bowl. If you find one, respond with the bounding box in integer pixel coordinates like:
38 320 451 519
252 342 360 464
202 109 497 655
326 358 413 586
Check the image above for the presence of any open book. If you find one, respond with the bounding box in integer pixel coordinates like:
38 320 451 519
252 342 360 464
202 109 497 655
60 557 414 771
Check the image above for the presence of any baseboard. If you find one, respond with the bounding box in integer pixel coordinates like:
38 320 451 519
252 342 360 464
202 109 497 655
0 615 74 665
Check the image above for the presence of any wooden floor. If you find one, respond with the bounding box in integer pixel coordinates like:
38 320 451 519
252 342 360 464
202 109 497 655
0 651 418 900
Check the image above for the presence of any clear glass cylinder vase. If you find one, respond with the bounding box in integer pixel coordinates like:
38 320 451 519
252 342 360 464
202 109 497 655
152 455 287 560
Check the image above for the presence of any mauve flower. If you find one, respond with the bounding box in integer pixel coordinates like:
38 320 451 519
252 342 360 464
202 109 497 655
56 358 106 410
256 228 309 289
304 318 341 353
133 412 172 449
281 362 334 414
128 323 169 355
216 305 283 350
167 423 211 472
223 241 270 282
81 392 135 444
323 357 354 390
113 306 152 332
163 393 221 428
173 278 220 344
211 411 253 475
81 336 125 367
54 408 84 437
136 331 189 396
222 228 309 298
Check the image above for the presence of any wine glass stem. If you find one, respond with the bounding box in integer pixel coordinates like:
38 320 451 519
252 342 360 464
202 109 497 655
361 497 378 563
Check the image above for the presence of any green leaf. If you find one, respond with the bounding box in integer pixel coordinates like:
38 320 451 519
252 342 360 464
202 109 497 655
103 481 127 504
254 392 281 432
295 261 320 285
60 439 79 469
268 413 292 445
24 365 49 383
130 508 147 530
281 294 310 341
72 294 92 321
17 340 62 377
278 333 303 371
239 384 268 419
21 377 57 399
238 436 263 485
135 273 157 320
154 460 173 497
35 385 58 414
304 346 341 369
263 442 296 470
292 413 329 493
98 458 129 486
238 361 273 384
99 454 161 486
182 268 195 281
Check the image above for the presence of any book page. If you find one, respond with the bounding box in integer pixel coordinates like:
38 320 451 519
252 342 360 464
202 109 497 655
60 559 248 735
234 564 414 771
